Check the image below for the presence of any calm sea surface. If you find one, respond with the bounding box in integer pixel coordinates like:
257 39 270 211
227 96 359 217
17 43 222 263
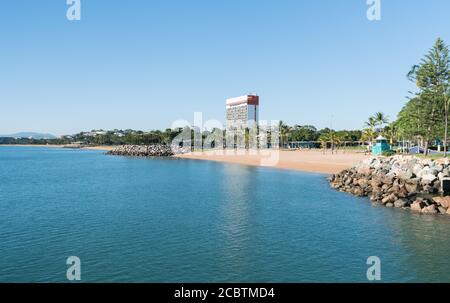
1 146 450 282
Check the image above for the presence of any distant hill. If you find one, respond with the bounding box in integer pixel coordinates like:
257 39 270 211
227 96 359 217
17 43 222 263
0 132 57 139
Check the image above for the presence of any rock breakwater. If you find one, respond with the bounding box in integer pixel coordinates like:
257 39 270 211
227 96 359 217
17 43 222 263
329 156 450 216
106 144 186 157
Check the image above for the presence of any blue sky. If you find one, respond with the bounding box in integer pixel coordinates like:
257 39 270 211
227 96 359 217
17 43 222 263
1 0 450 136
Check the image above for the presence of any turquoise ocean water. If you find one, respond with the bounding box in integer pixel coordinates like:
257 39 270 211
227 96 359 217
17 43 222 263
1 146 449 282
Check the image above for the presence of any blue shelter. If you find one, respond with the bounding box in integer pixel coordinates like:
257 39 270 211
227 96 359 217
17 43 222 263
372 136 391 155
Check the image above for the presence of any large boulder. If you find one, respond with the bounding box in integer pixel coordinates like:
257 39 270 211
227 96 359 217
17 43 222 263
432 196 450 208
442 167 450 177
388 185 400 194
396 188 409 198
394 199 408 208
353 187 365 197
382 175 395 185
344 177 353 186
370 192 382 202
411 200 426 212
413 164 424 176
371 177 383 189
421 174 437 185
432 180 441 192
421 204 438 214
398 170 413 180
357 167 373 175
381 193 397 204
405 179 419 193
438 207 448 215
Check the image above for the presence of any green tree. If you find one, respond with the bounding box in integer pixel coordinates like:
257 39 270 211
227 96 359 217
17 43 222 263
290 125 318 141
374 112 389 131
278 121 291 148
364 117 377 143
383 123 397 145
408 38 450 156
319 130 341 154
396 94 443 155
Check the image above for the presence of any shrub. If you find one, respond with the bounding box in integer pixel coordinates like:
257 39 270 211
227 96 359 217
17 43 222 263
382 150 396 157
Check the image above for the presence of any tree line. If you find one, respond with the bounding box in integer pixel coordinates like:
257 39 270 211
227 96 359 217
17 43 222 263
0 126 364 149
394 38 450 155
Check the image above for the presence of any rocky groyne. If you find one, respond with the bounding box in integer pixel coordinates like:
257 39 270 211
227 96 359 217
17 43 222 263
329 156 450 216
106 144 187 157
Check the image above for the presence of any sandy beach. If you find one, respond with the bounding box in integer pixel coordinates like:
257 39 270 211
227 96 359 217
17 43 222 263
82 146 114 151
176 149 369 174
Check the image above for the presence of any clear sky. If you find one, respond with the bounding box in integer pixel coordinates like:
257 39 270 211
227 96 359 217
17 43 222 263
1 0 450 136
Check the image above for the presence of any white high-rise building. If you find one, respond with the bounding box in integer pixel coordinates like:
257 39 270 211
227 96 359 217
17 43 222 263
226 95 259 130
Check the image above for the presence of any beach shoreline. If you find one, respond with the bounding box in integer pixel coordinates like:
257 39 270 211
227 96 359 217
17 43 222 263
175 149 369 174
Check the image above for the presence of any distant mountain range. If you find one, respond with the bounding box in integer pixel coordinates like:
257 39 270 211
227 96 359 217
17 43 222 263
0 132 57 139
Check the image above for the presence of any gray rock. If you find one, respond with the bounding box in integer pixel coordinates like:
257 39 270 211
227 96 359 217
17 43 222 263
328 155 450 217
344 178 353 186
394 199 408 208
107 144 176 157
433 196 450 208
421 204 438 214
381 193 397 204
405 180 419 193
438 206 448 214
432 180 441 191
411 201 425 212
399 170 413 180
413 164 424 176
442 168 450 177
435 165 444 172
421 174 437 184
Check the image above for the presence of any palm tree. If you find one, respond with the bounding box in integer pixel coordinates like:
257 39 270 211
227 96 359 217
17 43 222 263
383 123 397 145
364 117 377 143
278 121 291 149
373 112 389 131
362 128 376 143
319 136 328 154
319 131 342 154
339 131 351 151
365 117 377 131
362 128 376 154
